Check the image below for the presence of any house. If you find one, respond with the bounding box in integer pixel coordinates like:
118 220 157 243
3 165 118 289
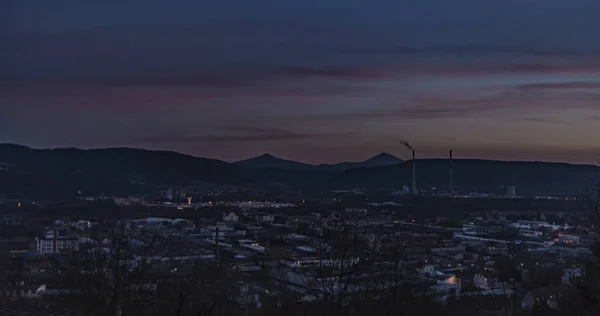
344 208 368 215
0 309 86 316
70 219 92 230
487 243 509 255
362 233 382 251
21 251 52 273
0 237 30 255
556 234 580 246
223 212 239 222
290 214 320 223
445 289 514 311
520 230 543 238
255 214 275 224
473 271 499 290
430 241 465 255
0 282 46 298
521 286 568 311
204 223 246 238
114 197 142 206
562 267 583 286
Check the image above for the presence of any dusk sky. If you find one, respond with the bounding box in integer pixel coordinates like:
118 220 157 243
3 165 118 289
2 0 600 164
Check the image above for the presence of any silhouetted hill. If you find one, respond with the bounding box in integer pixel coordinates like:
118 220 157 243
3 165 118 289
235 154 313 170
320 152 403 170
0 144 251 199
1 144 598 198
365 152 403 165
237 152 402 171
333 159 600 196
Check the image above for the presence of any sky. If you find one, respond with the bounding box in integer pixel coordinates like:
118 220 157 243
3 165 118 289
2 0 600 164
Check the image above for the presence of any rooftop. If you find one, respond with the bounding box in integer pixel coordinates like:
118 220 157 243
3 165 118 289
0 309 85 316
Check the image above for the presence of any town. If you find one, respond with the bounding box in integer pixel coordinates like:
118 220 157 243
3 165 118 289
1 187 598 316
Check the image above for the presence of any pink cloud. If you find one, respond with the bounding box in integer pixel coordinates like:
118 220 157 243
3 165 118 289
394 60 600 78
0 82 375 110
3 56 600 114
518 117 569 124
274 66 393 80
134 127 324 143
515 82 600 91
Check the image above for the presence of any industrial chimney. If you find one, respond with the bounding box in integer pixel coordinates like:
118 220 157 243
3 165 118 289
412 149 416 194
449 150 453 194
398 140 416 194
215 227 220 267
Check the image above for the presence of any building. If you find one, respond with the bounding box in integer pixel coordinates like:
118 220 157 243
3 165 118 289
0 309 86 316
520 230 543 238
344 208 368 215
114 197 142 206
285 257 360 269
255 214 275 224
0 237 30 255
556 234 580 246
36 237 79 254
562 267 583 285
204 222 245 238
223 212 239 222
506 186 516 197
521 286 567 311
70 219 92 230
473 272 499 290
462 224 503 236
162 188 173 201
511 220 552 230
291 214 320 223
0 282 46 298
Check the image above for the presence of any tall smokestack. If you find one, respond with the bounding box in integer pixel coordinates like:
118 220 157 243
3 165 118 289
215 227 220 267
449 150 453 194
412 149 416 194
399 140 415 194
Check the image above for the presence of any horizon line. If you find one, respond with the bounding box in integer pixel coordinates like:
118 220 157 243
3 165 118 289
1 142 598 167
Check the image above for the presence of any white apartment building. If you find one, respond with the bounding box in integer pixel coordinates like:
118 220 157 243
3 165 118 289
36 237 79 254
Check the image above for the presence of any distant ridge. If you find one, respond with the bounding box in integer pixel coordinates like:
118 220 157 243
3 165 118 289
1 144 599 198
235 153 314 170
320 152 403 170
332 158 600 196
0 144 251 199
235 152 403 170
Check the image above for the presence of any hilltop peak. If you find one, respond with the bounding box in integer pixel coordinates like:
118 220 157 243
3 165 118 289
235 154 312 170
371 152 396 159
258 153 277 159
365 152 403 164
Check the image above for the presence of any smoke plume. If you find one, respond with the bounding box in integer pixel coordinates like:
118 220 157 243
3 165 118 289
399 140 413 150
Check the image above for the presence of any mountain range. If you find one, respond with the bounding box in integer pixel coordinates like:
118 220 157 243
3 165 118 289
235 152 403 170
1 144 599 198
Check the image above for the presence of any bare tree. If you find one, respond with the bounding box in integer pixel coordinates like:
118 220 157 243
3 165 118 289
362 232 431 316
308 215 368 316
576 175 600 315
65 224 164 316
153 262 237 316
582 175 600 236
